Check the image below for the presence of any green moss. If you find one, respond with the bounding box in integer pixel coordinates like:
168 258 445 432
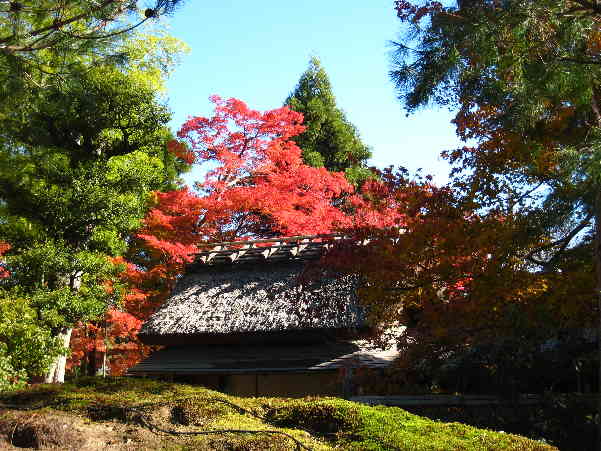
0 378 557 451
200 434 298 451
171 398 231 426
264 398 555 450
267 398 361 435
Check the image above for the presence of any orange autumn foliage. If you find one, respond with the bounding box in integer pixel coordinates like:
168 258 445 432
325 164 594 357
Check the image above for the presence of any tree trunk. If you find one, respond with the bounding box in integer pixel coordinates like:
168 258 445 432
594 190 601 451
44 270 83 383
590 91 601 451
100 349 108 378
86 326 96 377
44 327 73 384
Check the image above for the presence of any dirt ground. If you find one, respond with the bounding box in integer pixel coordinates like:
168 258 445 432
0 403 299 451
0 407 182 450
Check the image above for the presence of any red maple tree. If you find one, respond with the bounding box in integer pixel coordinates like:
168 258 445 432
134 96 401 266
69 96 402 375
0 242 10 279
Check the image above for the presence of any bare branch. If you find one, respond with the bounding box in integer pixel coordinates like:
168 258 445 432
523 212 594 265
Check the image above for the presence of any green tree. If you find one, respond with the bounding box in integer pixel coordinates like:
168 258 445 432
0 37 189 382
0 1 186 132
285 57 372 184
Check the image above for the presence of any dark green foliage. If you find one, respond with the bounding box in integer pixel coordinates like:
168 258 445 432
0 65 181 223
0 344 26 391
391 1 599 116
7 68 170 160
0 1 185 91
0 66 174 327
286 57 372 184
402 335 597 397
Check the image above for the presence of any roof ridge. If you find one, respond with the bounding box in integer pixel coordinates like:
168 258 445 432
194 234 360 266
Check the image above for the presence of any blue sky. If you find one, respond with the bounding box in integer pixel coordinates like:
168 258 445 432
162 1 462 185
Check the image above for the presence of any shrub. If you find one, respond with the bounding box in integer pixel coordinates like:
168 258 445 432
0 293 64 386
405 394 597 451
0 343 26 391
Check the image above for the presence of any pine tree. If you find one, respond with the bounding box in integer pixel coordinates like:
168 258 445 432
285 57 372 184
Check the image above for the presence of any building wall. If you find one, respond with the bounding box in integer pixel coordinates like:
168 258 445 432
178 371 342 397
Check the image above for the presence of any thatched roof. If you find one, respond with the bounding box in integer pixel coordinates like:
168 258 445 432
128 339 398 375
138 259 363 345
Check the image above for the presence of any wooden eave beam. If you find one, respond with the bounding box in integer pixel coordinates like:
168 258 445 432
290 239 310 256
199 245 224 263
261 241 281 259
229 244 252 262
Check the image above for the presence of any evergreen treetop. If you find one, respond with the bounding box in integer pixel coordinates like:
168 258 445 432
285 57 372 184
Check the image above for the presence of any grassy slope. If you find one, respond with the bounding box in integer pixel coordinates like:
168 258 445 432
0 377 556 450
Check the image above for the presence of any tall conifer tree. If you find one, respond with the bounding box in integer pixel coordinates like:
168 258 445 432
285 57 372 184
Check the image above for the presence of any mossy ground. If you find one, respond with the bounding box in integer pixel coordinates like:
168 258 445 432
0 377 557 450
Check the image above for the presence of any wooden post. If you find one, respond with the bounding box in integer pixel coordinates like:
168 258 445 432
342 367 355 399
